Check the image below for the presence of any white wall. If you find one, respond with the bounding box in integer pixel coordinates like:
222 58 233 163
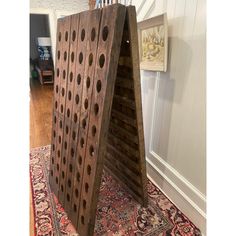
132 0 206 234
30 0 88 64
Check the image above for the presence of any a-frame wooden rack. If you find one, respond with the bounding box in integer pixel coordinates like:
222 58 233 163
49 4 148 235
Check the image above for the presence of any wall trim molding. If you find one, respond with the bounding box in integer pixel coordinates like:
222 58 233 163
146 156 206 235
147 153 206 217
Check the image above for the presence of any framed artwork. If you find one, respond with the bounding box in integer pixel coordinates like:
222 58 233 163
138 13 168 72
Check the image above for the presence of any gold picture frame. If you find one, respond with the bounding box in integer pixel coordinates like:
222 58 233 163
138 13 168 72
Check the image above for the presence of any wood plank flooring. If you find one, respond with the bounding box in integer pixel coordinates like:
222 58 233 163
30 79 54 148
30 78 54 235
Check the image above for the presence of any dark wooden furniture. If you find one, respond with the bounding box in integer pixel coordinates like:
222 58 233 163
49 4 147 236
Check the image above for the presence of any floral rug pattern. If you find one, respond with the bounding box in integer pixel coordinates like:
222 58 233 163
30 146 201 236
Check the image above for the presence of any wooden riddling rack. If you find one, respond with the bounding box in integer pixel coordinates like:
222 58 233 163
49 4 148 236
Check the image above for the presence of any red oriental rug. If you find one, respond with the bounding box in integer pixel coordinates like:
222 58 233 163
30 145 201 236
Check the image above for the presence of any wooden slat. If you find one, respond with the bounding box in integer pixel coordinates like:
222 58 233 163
104 6 148 208
111 109 137 127
126 6 148 206
63 10 90 227
105 152 141 184
113 94 135 109
104 160 143 196
78 5 126 236
107 133 139 158
49 18 63 195
109 121 139 144
106 143 140 172
115 77 134 89
70 8 102 232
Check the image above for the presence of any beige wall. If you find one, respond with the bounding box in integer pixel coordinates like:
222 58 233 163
132 0 206 234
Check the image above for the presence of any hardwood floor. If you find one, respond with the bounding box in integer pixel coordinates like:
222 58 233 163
30 78 54 148
30 78 54 235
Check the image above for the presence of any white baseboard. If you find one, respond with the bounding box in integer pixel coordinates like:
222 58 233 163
146 153 206 235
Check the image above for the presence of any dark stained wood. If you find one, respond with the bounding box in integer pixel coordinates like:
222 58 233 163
104 6 148 207
78 5 126 236
48 5 148 236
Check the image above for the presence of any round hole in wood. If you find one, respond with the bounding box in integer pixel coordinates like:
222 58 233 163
69 72 73 82
87 165 91 175
86 76 90 88
89 145 94 157
63 157 66 165
68 179 71 188
69 164 72 172
79 155 82 165
82 119 86 129
65 31 68 41
57 68 59 77
56 163 59 170
60 104 63 113
91 27 96 41
54 116 56 124
56 177 58 184
91 125 96 136
80 138 84 148
81 216 84 225
66 125 69 134
102 26 109 41
99 54 105 68
84 98 88 109
55 101 58 109
75 94 79 105
56 85 59 93
96 80 102 93
52 157 54 164
94 103 99 115
62 87 65 96
63 70 66 79
59 135 61 144
74 113 78 123
50 170 53 176
79 52 83 64
72 131 76 140
68 90 72 100
72 30 76 41
66 193 70 202
58 32 61 41
73 204 77 212
64 51 67 61
60 120 62 129
76 172 80 182
85 183 89 193
61 184 64 192
62 170 65 178
57 50 60 60
71 148 74 157
53 130 56 137
81 29 85 41
57 150 60 158
67 108 70 117
88 53 93 66
75 188 79 198
71 51 74 62
77 74 81 85
83 199 86 209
